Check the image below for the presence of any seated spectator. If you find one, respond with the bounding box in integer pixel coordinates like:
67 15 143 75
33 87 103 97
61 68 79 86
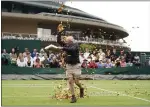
111 61 116 67
88 59 98 68
96 60 103 68
17 53 26 67
24 52 33 67
1 49 10 65
39 48 47 61
87 54 93 63
34 58 42 68
126 50 132 63
33 53 40 62
10 48 17 66
81 59 88 68
133 53 140 64
115 58 121 67
110 55 116 62
104 59 113 68
79 52 85 64
98 49 105 61
50 58 60 68
84 48 90 59
31 49 37 58
23 48 29 58
106 49 111 59
120 59 126 67
119 50 125 60
42 55 50 68
49 51 55 59
91 51 97 61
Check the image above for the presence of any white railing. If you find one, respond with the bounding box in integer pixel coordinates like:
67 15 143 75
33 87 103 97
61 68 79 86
1 32 128 47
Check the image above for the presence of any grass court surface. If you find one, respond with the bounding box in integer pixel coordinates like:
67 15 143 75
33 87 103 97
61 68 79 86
2 80 150 106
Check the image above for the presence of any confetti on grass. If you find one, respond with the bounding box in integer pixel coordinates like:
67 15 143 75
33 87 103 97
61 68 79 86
51 80 88 100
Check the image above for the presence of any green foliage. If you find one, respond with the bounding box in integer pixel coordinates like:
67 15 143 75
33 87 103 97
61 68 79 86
80 44 97 52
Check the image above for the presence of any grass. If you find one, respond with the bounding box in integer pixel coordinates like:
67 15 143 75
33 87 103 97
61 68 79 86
2 80 150 106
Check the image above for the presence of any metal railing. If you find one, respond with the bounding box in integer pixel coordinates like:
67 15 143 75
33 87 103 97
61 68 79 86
1 32 128 47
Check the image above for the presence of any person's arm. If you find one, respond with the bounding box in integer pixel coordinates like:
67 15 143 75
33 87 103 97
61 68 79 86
57 32 65 46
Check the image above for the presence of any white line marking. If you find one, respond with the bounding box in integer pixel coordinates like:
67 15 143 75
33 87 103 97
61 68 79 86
90 86 150 103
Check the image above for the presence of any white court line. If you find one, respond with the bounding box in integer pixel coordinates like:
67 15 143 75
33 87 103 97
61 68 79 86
89 85 150 103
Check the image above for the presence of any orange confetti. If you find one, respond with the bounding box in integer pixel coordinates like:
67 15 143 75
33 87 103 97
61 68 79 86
57 23 64 32
58 4 64 13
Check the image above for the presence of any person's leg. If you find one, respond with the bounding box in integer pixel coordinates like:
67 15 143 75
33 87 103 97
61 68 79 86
74 63 84 98
68 76 75 96
75 78 84 98
74 78 82 89
68 75 77 103
66 64 77 103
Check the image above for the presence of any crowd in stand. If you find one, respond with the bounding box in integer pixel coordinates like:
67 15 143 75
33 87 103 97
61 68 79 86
80 48 142 68
1 47 145 69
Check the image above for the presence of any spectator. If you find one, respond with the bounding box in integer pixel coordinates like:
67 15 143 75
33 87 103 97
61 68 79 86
42 55 50 68
79 52 85 64
133 53 140 64
97 60 103 68
39 48 47 59
50 58 60 68
88 59 98 68
104 59 113 68
31 49 37 58
25 52 33 67
10 48 17 66
91 51 97 61
84 48 90 59
34 58 42 68
111 61 116 67
106 49 111 59
23 48 29 58
33 53 40 62
49 51 55 59
115 58 121 67
119 50 125 60
98 49 105 61
17 53 26 67
39 52 45 63
126 50 132 63
120 59 126 67
133 53 141 67
1 49 10 65
81 59 88 68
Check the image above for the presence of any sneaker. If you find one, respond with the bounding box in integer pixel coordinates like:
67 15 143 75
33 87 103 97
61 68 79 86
80 88 84 98
70 95 77 103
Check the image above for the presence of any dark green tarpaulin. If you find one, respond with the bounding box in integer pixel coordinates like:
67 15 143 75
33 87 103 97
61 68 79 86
1 40 41 52
2 65 150 75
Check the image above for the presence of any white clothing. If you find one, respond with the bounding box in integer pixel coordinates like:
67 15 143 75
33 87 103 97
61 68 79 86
24 57 34 67
84 52 90 59
17 59 26 67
